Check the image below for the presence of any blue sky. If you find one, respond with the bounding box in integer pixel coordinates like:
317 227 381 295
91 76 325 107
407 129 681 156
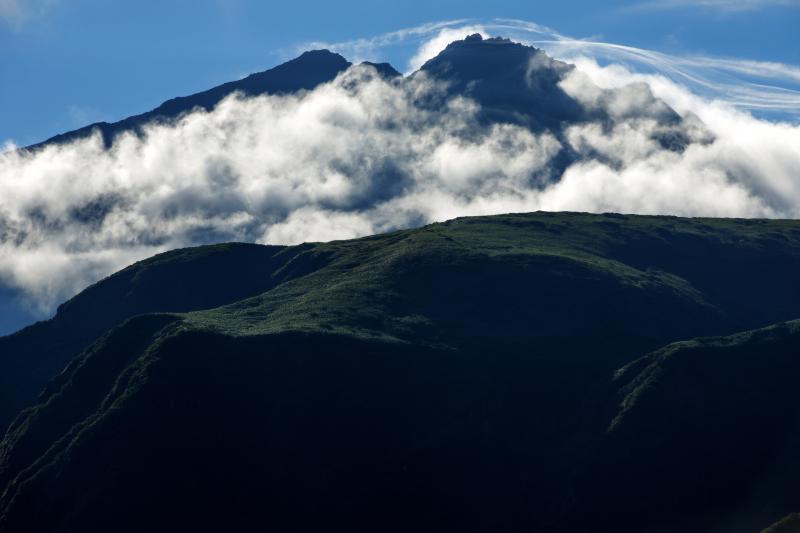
0 0 799 335
1 0 799 145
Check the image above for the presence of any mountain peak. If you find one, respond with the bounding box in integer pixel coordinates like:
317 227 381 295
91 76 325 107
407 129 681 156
419 34 562 83
417 34 693 152
31 49 351 150
294 49 350 64
418 35 582 130
360 61 402 79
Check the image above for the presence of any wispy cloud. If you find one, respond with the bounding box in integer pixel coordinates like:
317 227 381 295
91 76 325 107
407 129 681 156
296 19 567 73
0 0 25 25
535 39 800 118
2 18 800 323
0 0 56 28
296 19 475 71
299 18 800 120
2 52 800 317
625 0 800 12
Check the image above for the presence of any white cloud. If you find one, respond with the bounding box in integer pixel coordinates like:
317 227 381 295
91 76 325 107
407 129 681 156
0 66 562 313
297 19 567 74
1 23 800 322
261 207 375 245
532 41 800 120
297 19 474 65
405 26 489 72
300 19 800 120
548 60 800 216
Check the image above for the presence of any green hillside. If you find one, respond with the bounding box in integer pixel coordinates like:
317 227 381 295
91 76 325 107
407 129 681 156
2 211 800 532
0 242 317 433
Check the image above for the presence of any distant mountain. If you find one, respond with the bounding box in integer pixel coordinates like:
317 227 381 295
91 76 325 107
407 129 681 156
28 50 353 150
417 34 698 158
3 36 797 533
419 34 585 130
1 212 800 532
26 35 690 159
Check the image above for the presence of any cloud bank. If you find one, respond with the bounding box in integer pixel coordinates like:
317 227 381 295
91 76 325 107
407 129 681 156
1 22 799 321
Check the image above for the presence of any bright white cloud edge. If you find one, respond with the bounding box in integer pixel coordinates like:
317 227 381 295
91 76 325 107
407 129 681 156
0 18 799 322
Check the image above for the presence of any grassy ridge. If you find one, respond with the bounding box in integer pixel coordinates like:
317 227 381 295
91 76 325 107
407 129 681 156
2 211 800 532
0 242 323 433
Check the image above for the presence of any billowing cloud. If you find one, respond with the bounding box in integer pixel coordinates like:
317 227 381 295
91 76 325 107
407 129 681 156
0 67 562 312
550 59 800 215
1 24 799 323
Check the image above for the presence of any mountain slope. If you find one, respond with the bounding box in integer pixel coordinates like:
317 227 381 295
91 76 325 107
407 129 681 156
3 317 799 532
419 34 584 130
1 212 800 532
0 242 327 433
575 320 800 532
416 34 698 159
6 209 800 435
26 35 692 160
28 50 352 150
764 514 800 533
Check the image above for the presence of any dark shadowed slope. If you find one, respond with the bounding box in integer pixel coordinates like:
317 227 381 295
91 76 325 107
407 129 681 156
0 242 329 433
1 212 800 532
765 514 800 533
5 210 800 436
574 320 800 532
3 318 799 533
416 34 695 153
28 50 351 150
419 34 584 130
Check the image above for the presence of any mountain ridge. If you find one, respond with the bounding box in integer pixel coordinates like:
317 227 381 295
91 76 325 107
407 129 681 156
2 33 798 533
27 49 352 150
1 210 800 530
0 241 325 434
25 34 694 157
5 210 800 437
